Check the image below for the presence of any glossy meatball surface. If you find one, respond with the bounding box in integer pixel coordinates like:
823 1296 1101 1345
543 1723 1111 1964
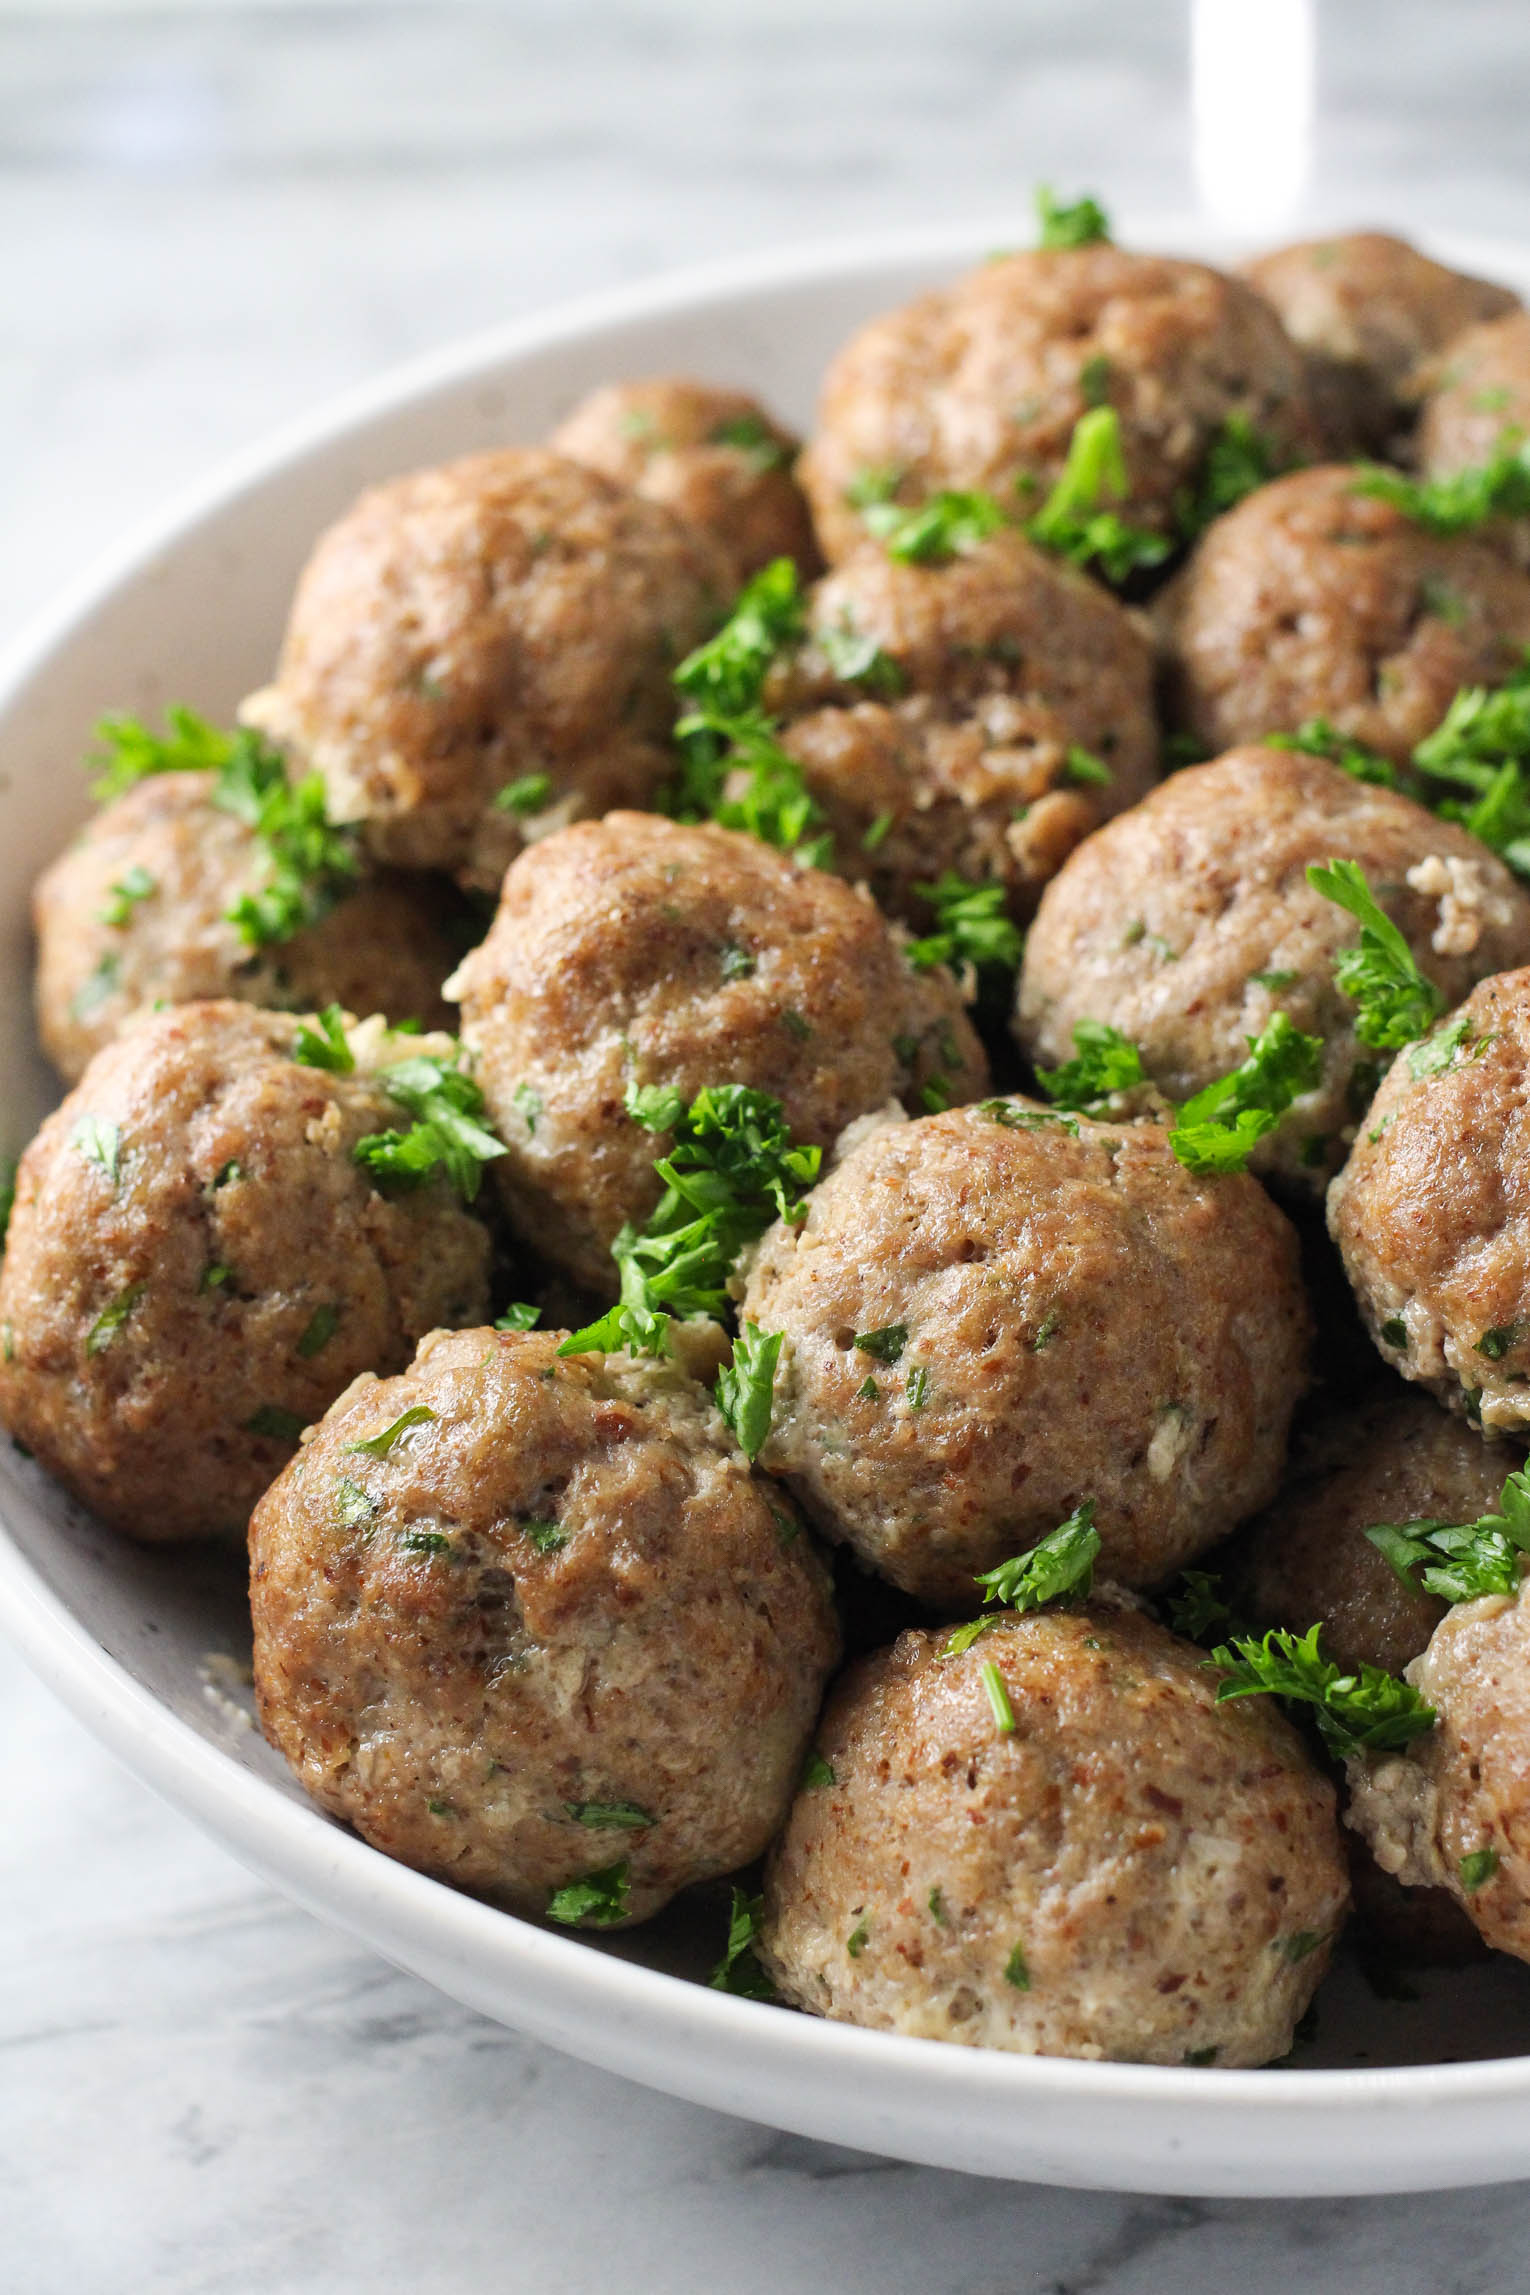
0 1003 491 1542
1329 967 1530 1435
550 377 820 589
767 531 1159 926
759 1608 1348 2065
241 449 726 888
33 771 458 1082
250 1326 841 1923
799 244 1320 566
740 1100 1310 1603
452 812 987 1293
1016 746 1530 1192
1160 466 1530 764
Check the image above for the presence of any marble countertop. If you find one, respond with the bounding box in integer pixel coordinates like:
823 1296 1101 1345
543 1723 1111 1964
6 6 1530 2285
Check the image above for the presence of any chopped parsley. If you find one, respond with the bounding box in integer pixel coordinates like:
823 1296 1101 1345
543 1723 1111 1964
1306 859 1444 1049
85 1281 145 1357
1408 1013 1483 1081
99 863 156 927
709 1886 775 1997
293 1005 355 1073
70 955 120 1021
546 1860 630 1927
863 489 1007 566
1461 1848 1501 1892
345 1403 437 1458
1024 408 1173 584
710 411 791 471
1034 1019 1146 1110
855 1375 879 1401
494 1302 541 1331
905 1364 930 1410
980 1658 1017 1734
70 1115 122 1186
1265 718 1400 788
1410 654 1530 874
1365 1462 1530 1604
353 1051 508 1203
522 1519 567 1553
1034 184 1110 249
715 1321 783 1461
561 1083 820 1358
1003 1940 1031 1990
89 703 235 801
296 1304 340 1358
853 1323 907 1363
1176 414 1282 541
1061 745 1112 789
1380 1317 1408 1350
817 619 904 697
906 871 1024 975
946 1505 1100 1656
1205 1622 1437 1758
1168 1011 1324 1173
335 1476 375 1528
512 1081 542 1135
1352 435 1530 535
846 1919 870 1957
801 1752 835 1790
244 1404 306 1442
673 555 803 719
494 772 553 815
1163 1569 1236 1644
398 1529 451 1557
564 1801 654 1830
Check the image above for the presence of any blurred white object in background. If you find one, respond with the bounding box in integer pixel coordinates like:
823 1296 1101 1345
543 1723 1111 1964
1192 0 1314 235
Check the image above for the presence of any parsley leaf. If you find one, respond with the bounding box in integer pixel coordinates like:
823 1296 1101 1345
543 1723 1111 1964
495 772 553 815
816 618 904 697
863 489 1007 566
1352 436 1530 535
88 703 235 801
1176 414 1282 541
1163 1568 1236 1644
70 1116 122 1186
1034 1019 1147 1109
907 871 1024 975
674 557 804 719
709 1885 776 1998
296 1304 340 1358
212 730 359 949
1024 408 1173 584
1034 184 1111 249
244 1404 306 1442
352 1052 508 1203
944 1504 1100 1656
1461 1848 1500 1892
564 1801 655 1830
494 1302 541 1331
1265 718 1400 787
293 1005 355 1073
546 1860 630 1927
854 1323 908 1363
1365 1463 1530 1604
981 1658 1017 1734
715 1321 783 1460
1206 1622 1437 1758
709 411 792 471
345 1403 436 1458
1168 1011 1324 1171
85 1281 145 1356
99 863 157 927
1410 654 1530 875
1306 859 1445 1049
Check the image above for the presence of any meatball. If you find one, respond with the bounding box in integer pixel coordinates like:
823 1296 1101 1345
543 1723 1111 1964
1242 232 1518 454
33 771 459 1083
250 1325 840 1924
758 1607 1347 2065
1233 1386 1513 1677
1016 746 1530 1193
240 449 726 889
1329 967 1530 1435
739 1100 1310 1604
764 530 1159 927
549 378 820 589
1346 1576 1530 1963
0 1002 491 1542
451 812 987 1294
1159 465 1530 764
1412 310 1530 566
798 244 1321 566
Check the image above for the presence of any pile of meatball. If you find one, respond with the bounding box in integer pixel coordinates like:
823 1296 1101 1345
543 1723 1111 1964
13 217 1530 2072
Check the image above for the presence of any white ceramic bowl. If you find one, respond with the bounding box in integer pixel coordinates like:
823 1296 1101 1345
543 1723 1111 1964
7 217 1530 2200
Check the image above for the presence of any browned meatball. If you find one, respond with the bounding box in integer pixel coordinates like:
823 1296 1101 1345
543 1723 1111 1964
451 813 987 1293
739 1101 1310 1604
763 530 1159 927
1345 1575 1530 1963
250 1326 840 1925
241 449 726 889
1016 747 1530 1193
0 1003 492 1542
1329 968 1530 1436
1242 232 1518 454
1160 465 1530 764
1412 310 1530 567
799 245 1321 566
549 378 821 589
32 771 459 1083
759 1607 1348 2065
1233 1386 1514 1677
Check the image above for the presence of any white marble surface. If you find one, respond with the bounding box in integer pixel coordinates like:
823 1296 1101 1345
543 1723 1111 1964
8 6 1530 2285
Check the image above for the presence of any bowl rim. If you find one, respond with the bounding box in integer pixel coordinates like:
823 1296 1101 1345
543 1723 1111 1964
7 210 1530 2184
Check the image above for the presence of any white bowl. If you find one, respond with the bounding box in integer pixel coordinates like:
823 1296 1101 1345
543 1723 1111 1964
7 217 1530 2200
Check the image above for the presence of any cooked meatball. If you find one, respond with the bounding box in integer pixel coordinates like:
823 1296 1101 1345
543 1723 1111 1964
452 812 987 1293
1412 310 1530 566
739 1100 1309 1604
250 1325 840 1924
1329 967 1530 1435
1160 465 1530 763
1346 1576 1530 1962
0 1003 491 1542
799 245 1321 566
240 449 726 889
33 771 459 1083
1016 747 1530 1192
759 1607 1348 2065
763 530 1159 927
549 378 820 589
1234 1386 1512 1676
1242 232 1518 454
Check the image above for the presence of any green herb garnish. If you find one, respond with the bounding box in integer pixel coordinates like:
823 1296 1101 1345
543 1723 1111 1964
906 871 1024 974
352 1051 508 1203
1306 859 1445 1049
85 1281 145 1356
565 1801 654 1831
1206 1622 1437 1758
1034 185 1111 249
715 1321 783 1461
495 772 553 815
546 1860 630 1927
99 863 156 927
709 1886 775 1997
1365 1463 1530 1604
293 1005 355 1073
1034 1020 1146 1109
345 1403 437 1458
1024 407 1173 584
70 1116 122 1186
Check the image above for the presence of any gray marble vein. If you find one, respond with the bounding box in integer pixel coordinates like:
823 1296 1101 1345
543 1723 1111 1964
6 6 1530 2287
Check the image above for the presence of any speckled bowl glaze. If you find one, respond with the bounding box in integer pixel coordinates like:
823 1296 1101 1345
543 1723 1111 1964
5 219 1530 2197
